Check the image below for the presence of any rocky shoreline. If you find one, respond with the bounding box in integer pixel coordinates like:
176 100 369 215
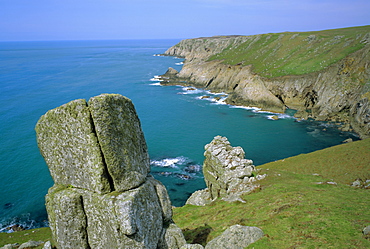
159 27 370 139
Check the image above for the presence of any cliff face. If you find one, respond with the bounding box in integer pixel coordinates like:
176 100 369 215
163 26 370 138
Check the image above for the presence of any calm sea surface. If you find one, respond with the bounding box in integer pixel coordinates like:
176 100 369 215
0 39 358 231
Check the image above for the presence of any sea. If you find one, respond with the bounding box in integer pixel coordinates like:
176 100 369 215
0 39 359 232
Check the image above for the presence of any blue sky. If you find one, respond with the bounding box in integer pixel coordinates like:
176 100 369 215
1 0 369 41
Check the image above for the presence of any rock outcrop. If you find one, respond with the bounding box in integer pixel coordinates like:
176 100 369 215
186 136 265 206
161 26 370 138
36 94 186 249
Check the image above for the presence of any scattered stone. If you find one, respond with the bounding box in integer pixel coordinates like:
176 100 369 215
18 241 43 249
181 244 205 249
186 189 214 206
205 224 264 249
270 115 279 120
201 95 211 99
0 243 19 249
327 181 337 185
186 87 196 91
43 241 52 249
363 225 370 236
351 179 362 187
343 138 353 143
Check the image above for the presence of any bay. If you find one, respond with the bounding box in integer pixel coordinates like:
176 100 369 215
0 39 358 231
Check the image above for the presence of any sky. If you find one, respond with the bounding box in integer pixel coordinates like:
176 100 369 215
0 0 369 41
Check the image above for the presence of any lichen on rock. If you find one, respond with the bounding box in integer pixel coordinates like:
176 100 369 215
36 94 184 249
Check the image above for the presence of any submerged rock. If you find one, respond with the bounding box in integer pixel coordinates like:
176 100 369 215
36 94 184 249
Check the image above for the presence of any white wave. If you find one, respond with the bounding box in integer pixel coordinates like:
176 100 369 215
150 75 163 82
150 156 187 168
175 62 184 65
149 82 162 86
177 86 206 95
230 105 262 111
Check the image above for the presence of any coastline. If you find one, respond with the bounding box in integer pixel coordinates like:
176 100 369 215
158 26 370 139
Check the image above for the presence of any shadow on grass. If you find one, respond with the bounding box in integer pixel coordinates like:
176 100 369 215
182 224 213 246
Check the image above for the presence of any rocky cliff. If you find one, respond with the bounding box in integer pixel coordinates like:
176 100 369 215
35 94 188 249
162 26 370 138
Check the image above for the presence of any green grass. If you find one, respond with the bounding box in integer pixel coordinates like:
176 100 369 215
173 138 370 248
0 227 52 248
208 25 370 78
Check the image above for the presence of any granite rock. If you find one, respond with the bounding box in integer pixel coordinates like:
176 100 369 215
205 224 264 249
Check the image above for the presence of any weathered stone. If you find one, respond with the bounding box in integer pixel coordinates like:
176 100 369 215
18 241 43 249
45 186 89 249
42 241 52 249
78 180 163 249
38 94 185 249
36 99 111 194
363 225 370 235
158 223 187 249
147 176 173 223
205 225 264 249
0 244 19 249
186 189 213 206
88 94 150 192
181 244 205 249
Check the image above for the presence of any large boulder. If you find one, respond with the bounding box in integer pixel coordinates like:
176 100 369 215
205 225 264 249
35 99 111 194
36 94 184 249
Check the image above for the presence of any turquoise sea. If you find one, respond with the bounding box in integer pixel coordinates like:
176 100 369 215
0 39 358 231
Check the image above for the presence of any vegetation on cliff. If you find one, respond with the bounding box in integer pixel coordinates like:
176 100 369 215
164 25 370 138
208 26 369 78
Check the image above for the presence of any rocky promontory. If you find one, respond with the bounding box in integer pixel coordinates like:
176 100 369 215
161 26 370 138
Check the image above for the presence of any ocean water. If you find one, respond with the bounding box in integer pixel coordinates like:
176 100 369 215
0 40 358 232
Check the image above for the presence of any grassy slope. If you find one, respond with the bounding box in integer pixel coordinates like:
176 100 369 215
173 138 370 248
0 227 52 248
208 25 370 78
1 140 369 248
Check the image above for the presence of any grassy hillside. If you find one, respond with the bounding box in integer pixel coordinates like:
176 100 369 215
1 139 369 248
173 138 370 248
208 25 370 78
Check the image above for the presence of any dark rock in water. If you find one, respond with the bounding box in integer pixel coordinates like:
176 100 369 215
6 224 25 232
36 94 186 249
175 182 186 186
4 203 13 209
